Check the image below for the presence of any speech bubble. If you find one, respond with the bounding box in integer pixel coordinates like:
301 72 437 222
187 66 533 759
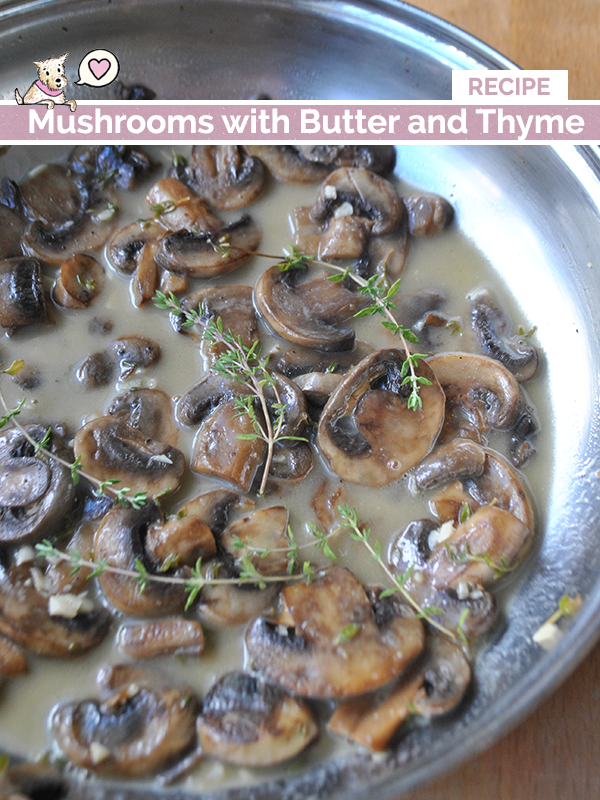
75 49 120 88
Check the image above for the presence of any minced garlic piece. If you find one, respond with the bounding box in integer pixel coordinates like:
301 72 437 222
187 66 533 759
532 621 563 651
48 592 95 619
89 741 111 765
428 520 455 551
333 201 353 218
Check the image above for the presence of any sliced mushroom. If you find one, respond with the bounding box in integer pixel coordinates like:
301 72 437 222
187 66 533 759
175 145 266 210
108 388 178 447
254 265 369 352
389 521 498 640
146 177 222 233
427 353 522 443
177 372 253 427
20 164 87 228
246 567 424 698
117 618 205 659
328 632 470 750
0 203 26 259
68 145 154 191
0 257 47 331
407 438 487 494
73 416 185 497
198 671 318 766
294 371 344 408
145 496 217 567
295 145 396 175
174 284 259 369
0 425 75 544
243 145 331 183
317 349 445 487
311 479 349 535
403 194 454 236
131 239 159 306
107 220 165 274
52 253 104 309
191 399 267 493
198 506 290 625
74 350 115 389
470 289 539 381
50 663 199 777
22 215 118 268
310 168 403 237
93 504 187 617
268 441 314 483
269 340 374 378
0 554 111 657
155 215 261 279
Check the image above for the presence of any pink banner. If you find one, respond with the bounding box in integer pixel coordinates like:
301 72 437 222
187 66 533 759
1 102 599 143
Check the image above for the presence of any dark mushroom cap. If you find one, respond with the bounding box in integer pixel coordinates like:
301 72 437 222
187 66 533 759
243 145 331 183
108 388 178 447
178 145 266 210
403 194 454 237
0 257 47 331
295 145 396 174
470 289 539 381
246 567 424 698
198 671 318 766
0 425 75 544
50 663 199 777
317 349 445 487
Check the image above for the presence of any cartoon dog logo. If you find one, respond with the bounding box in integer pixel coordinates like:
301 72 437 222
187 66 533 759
15 53 77 112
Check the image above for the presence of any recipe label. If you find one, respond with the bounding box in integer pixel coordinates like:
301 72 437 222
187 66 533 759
452 70 569 103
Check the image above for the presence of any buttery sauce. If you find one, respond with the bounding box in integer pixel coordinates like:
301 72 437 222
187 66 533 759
0 146 549 790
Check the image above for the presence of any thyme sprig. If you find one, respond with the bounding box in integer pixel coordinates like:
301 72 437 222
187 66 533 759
34 540 302 612
446 541 516 579
336 504 459 642
0 362 148 510
153 291 307 495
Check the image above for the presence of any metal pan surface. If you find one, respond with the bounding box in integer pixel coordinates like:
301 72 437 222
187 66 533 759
1 2 600 799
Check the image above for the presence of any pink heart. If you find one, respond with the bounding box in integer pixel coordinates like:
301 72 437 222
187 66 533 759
89 58 110 80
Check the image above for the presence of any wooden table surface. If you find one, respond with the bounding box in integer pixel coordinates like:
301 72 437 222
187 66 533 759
411 0 600 100
390 6 600 798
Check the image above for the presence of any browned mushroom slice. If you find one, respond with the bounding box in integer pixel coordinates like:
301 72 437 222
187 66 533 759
131 239 159 306
0 204 26 259
191 399 267 493
176 284 259 369
269 441 314 483
198 506 290 625
108 388 178 447
295 145 396 175
0 557 111 657
470 289 539 381
389 520 498 640
0 632 29 676
94 504 187 617
427 352 522 443
198 672 318 766
269 340 375 378
0 425 75 544
295 371 344 408
155 215 260 279
254 265 369 352
246 567 424 699
107 334 161 379
403 194 454 236
311 479 349 534
52 253 104 309
107 220 165 274
310 168 404 237
22 215 118 268
117 618 205 659
243 145 331 183
176 372 251 427
407 438 487 494
328 632 470 750
50 663 199 777
146 177 222 233
317 349 445 487
145 502 217 567
73 416 185 497
0 257 47 331
20 164 86 227
178 145 266 210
